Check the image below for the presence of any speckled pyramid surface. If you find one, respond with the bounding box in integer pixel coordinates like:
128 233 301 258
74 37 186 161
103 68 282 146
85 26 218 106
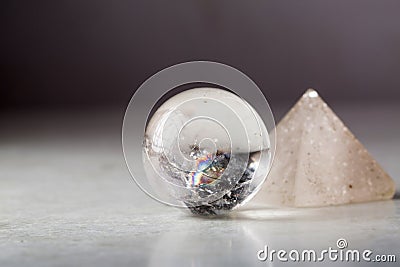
252 89 396 207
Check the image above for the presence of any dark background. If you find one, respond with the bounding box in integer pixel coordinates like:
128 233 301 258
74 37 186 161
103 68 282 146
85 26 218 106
1 0 400 111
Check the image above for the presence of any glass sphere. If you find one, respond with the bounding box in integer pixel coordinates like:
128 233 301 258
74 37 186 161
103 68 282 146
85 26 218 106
143 88 272 215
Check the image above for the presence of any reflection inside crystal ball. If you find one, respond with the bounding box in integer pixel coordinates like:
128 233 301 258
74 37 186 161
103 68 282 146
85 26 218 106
143 88 270 215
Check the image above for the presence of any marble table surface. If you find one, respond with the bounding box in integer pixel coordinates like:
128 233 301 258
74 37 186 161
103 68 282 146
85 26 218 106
1 104 399 266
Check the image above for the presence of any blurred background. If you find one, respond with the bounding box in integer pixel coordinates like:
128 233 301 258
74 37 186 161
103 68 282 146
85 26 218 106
1 0 400 111
1 1 399 266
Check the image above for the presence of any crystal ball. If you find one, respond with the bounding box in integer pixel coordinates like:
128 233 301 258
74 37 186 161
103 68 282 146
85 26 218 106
143 88 272 215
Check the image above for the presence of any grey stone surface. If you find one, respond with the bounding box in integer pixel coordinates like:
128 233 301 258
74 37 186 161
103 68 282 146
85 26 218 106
1 105 399 266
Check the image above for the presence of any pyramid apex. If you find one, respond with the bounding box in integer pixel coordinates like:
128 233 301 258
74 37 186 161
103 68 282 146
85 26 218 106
303 88 319 98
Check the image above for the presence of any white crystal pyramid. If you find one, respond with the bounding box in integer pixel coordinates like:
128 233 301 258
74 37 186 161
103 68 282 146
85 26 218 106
252 89 396 207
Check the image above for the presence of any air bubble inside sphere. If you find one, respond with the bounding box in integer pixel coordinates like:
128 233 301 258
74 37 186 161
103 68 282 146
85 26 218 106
143 88 272 215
